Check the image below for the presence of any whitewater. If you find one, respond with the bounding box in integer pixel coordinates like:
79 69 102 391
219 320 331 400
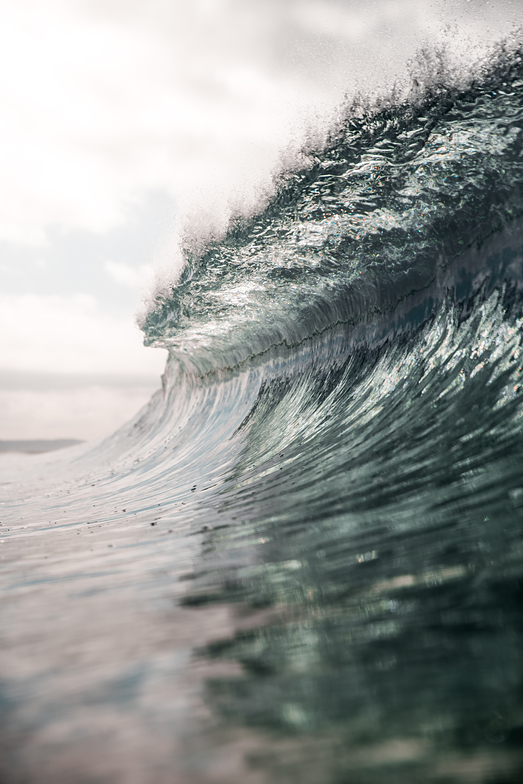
2 39 523 783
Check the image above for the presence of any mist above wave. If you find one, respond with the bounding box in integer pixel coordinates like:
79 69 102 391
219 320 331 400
140 36 523 375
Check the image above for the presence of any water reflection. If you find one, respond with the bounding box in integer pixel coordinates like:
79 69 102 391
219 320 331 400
2 288 523 782
187 290 523 782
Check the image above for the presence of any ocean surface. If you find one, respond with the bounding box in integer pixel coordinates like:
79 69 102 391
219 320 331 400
2 41 523 783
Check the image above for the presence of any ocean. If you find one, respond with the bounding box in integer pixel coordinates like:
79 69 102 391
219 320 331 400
1 39 523 783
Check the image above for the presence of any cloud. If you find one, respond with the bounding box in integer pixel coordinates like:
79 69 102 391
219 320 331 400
104 260 153 289
0 385 159 440
1 0 516 250
0 0 518 439
0 293 167 375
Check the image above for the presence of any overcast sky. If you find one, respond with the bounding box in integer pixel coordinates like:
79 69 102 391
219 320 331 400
0 0 518 440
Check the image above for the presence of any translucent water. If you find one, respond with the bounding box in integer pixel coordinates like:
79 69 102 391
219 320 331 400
2 40 523 784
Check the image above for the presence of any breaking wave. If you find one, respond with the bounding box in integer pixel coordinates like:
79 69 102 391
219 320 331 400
2 39 523 784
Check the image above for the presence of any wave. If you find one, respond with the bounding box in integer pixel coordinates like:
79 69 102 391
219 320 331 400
142 41 523 376
2 40 523 783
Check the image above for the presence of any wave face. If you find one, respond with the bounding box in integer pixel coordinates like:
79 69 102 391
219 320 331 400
144 44 523 373
3 44 523 784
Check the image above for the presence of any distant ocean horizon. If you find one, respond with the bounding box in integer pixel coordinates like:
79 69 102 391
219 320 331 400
0 439 84 453
2 35 523 783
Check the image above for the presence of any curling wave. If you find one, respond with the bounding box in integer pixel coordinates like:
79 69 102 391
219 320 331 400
2 41 523 784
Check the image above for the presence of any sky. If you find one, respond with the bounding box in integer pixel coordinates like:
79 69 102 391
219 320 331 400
0 0 519 440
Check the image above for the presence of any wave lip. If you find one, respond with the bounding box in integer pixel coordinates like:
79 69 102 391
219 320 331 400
3 37 523 784
143 44 523 375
